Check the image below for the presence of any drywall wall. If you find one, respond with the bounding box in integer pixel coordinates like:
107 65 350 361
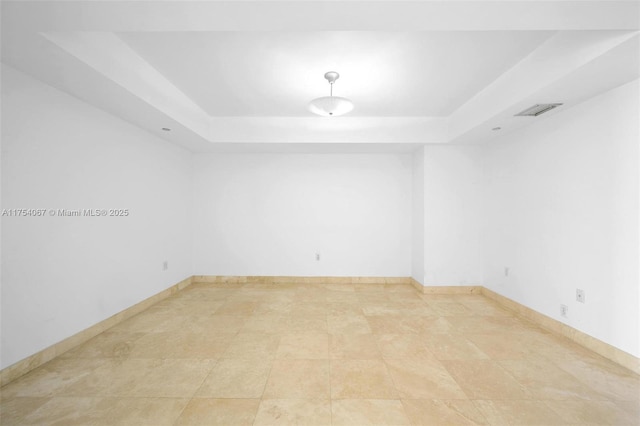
192 153 412 277
483 79 639 357
1 65 193 368
422 145 484 286
411 146 425 284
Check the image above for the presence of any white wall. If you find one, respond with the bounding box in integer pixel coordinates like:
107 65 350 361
422 145 484 286
1 65 193 368
483 79 639 357
192 153 412 277
411 147 425 284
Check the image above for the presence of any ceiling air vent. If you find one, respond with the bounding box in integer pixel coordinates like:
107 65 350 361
515 103 563 117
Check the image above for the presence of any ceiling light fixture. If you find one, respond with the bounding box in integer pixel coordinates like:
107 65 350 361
308 71 353 117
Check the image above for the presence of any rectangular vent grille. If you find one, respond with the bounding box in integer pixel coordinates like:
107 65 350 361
515 103 563 117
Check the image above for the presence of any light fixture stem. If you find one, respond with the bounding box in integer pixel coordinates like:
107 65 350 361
330 82 333 97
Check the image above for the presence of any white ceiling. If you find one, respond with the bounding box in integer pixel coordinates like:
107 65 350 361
1 1 638 152
119 31 553 117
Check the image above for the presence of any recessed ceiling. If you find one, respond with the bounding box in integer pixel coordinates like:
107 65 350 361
119 31 553 117
1 1 638 151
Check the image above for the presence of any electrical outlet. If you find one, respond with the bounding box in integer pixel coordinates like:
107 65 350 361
315 253 320 261
504 267 510 277
162 261 168 271
560 304 568 317
576 289 585 303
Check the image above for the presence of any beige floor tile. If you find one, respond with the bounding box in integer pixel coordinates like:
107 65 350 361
529 331 605 362
326 302 363 316
263 359 329 398
61 331 146 359
495 315 538 331
288 302 329 317
458 298 513 316
361 304 408 316
174 398 260 426
444 316 516 334
252 300 294 315
330 359 397 399
401 399 488 425
15 397 188 426
64 358 214 397
253 399 331 425
619 399 640 411
0 397 49 425
104 397 189 425
326 292 360 304
214 301 259 315
368 316 455 335
556 356 640 401
276 333 329 359
357 293 390 304
1 358 110 398
195 358 272 398
419 317 457 333
129 332 235 359
329 334 381 359
331 399 411 426
615 400 640 423
390 302 438 317
239 314 287 333
146 299 225 316
375 334 436 360
109 311 189 334
283 314 328 333
426 301 475 316
385 358 467 399
4 283 639 426
293 293 329 303
422 332 489 360
8 397 106 426
411 306 442 317
401 295 427 305
366 316 425 334
473 400 567 425
545 399 639 425
327 313 372 334
179 286 238 301
223 333 281 359
441 360 531 399
464 332 535 360
498 357 607 400
195 314 247 334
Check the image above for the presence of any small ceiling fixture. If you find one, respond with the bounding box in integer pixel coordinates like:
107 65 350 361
308 71 354 117
492 127 501 131
161 127 171 131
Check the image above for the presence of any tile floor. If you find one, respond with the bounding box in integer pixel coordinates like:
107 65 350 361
1 282 639 425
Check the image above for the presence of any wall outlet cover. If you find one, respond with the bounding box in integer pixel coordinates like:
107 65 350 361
560 304 568 317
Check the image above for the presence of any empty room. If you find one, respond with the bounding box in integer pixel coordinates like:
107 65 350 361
1 1 639 425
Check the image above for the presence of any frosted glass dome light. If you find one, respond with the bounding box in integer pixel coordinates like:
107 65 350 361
308 71 354 117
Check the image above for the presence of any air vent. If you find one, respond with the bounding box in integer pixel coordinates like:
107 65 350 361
515 103 563 117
